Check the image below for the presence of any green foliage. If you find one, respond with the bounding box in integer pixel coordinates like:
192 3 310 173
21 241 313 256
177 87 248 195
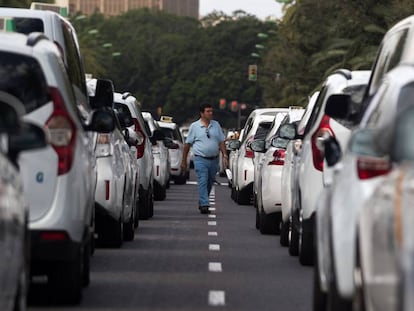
71 1 414 126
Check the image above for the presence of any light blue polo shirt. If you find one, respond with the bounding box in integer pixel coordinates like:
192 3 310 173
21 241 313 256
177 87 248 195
185 119 225 158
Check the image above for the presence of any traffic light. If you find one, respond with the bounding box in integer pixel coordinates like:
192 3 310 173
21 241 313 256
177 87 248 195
219 99 226 110
230 101 238 112
248 65 257 81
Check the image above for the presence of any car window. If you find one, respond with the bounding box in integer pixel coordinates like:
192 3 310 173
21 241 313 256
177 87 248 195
0 51 49 113
254 121 272 140
304 85 328 135
14 17 44 33
61 20 88 102
368 29 408 97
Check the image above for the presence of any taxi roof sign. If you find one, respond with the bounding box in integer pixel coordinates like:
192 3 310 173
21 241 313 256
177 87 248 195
30 2 68 17
160 116 173 122
0 17 16 32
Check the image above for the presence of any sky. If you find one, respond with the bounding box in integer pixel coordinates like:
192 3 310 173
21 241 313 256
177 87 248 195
199 0 284 20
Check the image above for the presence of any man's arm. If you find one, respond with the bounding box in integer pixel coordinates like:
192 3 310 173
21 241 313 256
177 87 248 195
219 141 228 167
181 143 191 172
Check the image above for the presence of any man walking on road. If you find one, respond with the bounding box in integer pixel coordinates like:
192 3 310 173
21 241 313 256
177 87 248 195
181 103 228 214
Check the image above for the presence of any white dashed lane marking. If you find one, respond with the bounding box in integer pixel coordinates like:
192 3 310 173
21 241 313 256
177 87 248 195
208 231 218 236
208 207 216 211
208 214 216 218
208 262 223 272
208 221 217 226
209 290 226 306
209 244 220 251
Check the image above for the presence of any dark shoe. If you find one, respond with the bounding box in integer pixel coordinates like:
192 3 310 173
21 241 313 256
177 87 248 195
199 206 210 214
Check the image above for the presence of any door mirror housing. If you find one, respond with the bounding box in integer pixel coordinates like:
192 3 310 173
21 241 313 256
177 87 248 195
227 139 241 150
151 129 165 144
249 139 266 153
325 94 351 120
86 110 115 133
88 78 114 109
324 136 342 167
271 137 290 149
278 123 297 140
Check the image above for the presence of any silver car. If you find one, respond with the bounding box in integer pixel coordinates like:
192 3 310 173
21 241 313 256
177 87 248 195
0 91 47 311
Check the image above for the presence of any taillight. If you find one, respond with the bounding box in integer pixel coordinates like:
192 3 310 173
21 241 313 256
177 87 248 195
46 87 76 175
133 119 145 158
357 157 391 180
96 133 113 157
269 149 285 165
40 231 69 241
311 115 333 171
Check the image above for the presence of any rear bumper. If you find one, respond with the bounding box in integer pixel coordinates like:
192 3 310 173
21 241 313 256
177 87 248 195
30 230 81 274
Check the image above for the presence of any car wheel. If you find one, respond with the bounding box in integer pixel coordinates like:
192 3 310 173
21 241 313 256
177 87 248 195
280 220 290 247
148 185 154 217
313 242 327 311
289 213 299 256
259 207 280 235
298 210 313 266
139 188 150 220
174 174 187 185
327 266 352 311
123 207 135 242
49 253 82 305
82 241 90 287
154 182 166 201
13 265 27 311
255 206 259 230
236 187 250 205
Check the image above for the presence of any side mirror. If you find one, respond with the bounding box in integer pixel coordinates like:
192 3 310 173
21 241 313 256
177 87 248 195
250 139 266 153
271 137 290 149
126 136 138 147
86 110 115 133
8 122 48 163
325 94 351 120
116 109 134 129
164 137 179 149
152 129 165 141
324 136 342 167
88 79 114 109
227 139 241 150
278 123 297 140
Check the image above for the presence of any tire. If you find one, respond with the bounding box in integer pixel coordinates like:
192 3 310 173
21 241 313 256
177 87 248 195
148 185 154 217
327 268 352 311
154 182 166 201
289 213 299 256
123 210 135 241
174 174 187 185
134 199 139 228
82 242 90 287
231 186 236 201
139 188 150 220
100 217 123 248
236 187 251 205
255 207 260 230
299 212 314 266
49 255 82 305
13 266 27 311
280 220 290 247
313 244 327 311
259 208 280 235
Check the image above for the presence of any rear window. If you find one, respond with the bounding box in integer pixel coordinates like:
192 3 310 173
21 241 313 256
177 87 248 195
0 51 49 113
14 17 44 33
254 122 272 139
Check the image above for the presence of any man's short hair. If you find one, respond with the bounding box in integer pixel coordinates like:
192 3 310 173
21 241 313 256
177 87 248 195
200 103 212 113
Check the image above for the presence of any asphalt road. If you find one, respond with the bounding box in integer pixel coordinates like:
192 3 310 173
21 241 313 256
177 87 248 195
29 173 312 311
